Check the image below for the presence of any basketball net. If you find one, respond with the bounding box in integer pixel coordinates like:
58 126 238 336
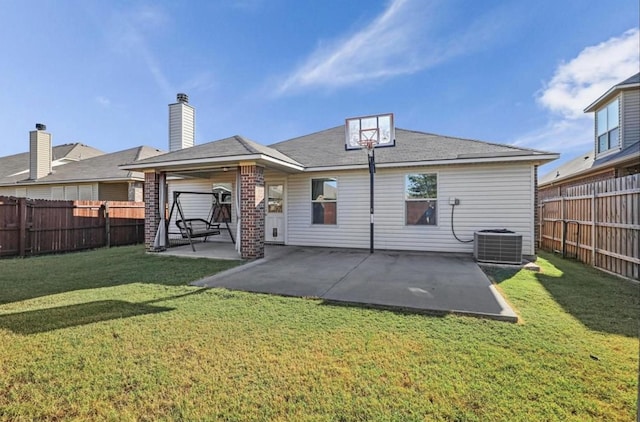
358 128 379 152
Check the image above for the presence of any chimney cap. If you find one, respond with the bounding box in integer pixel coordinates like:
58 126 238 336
177 93 189 103
35 123 46 131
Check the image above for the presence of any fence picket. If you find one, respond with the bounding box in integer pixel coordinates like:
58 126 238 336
0 196 144 258
540 174 639 280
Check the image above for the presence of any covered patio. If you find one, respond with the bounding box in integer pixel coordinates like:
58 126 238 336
121 135 304 259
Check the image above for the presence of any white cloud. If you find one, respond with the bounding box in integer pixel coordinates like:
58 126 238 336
537 28 640 119
107 5 174 98
95 96 111 107
275 0 507 95
515 28 640 155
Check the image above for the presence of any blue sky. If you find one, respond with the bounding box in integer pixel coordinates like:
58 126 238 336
1 0 638 175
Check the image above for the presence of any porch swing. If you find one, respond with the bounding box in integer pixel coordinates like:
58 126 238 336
167 191 235 252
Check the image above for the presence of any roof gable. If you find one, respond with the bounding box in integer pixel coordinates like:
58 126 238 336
584 72 640 112
131 135 303 167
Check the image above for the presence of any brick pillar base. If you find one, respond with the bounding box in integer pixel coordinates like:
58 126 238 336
144 172 161 251
240 164 265 259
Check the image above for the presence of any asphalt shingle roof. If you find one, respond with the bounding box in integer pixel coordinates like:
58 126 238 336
0 145 164 185
30 146 164 183
0 143 104 185
132 135 303 167
269 127 554 168
539 141 640 186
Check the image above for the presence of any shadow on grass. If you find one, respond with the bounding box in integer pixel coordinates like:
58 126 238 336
318 299 449 319
487 253 639 338
0 245 241 305
536 267 639 339
0 300 173 334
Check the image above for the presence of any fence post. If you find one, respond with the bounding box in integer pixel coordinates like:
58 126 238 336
18 198 27 257
591 184 596 267
104 202 111 248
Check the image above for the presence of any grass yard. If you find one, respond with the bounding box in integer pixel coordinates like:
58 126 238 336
0 246 637 421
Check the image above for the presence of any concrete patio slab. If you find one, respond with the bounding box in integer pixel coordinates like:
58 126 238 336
192 246 518 322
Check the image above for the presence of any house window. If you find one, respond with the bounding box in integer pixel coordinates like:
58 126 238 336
311 178 337 224
596 98 619 153
405 174 437 225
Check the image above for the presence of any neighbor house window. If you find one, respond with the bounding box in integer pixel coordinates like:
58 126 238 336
311 178 337 224
596 98 619 153
405 174 437 225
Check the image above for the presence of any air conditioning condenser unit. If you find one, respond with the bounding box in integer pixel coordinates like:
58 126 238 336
474 229 523 264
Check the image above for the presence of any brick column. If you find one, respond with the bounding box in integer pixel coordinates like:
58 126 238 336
144 172 160 251
240 163 265 259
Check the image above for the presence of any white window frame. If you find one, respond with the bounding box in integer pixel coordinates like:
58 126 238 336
310 177 337 225
596 98 620 153
404 172 438 226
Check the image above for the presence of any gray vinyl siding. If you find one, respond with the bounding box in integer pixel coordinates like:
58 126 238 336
0 187 15 196
25 186 52 200
98 183 129 201
285 163 535 255
622 90 640 149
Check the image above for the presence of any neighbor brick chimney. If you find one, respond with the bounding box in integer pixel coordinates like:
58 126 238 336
29 123 52 180
168 93 195 151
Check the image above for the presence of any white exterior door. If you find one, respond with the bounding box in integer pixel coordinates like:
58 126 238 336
265 183 285 243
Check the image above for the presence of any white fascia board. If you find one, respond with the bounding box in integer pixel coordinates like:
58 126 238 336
120 154 304 172
259 155 305 171
584 83 640 112
3 177 136 187
304 154 560 172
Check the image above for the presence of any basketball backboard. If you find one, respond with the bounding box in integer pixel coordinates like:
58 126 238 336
345 113 395 150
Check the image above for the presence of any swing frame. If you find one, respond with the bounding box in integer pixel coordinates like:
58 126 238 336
167 190 235 252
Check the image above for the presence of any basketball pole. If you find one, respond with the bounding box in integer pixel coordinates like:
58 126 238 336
368 146 375 254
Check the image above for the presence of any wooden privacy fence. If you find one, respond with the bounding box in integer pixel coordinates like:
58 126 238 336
539 174 639 280
0 196 145 258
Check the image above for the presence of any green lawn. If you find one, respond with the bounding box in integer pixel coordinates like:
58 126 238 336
0 246 637 421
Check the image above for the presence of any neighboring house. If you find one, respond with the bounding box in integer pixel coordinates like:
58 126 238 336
122 95 558 260
0 124 164 201
539 73 640 197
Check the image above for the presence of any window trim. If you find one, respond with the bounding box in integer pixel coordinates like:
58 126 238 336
310 177 338 225
596 98 620 154
404 172 439 227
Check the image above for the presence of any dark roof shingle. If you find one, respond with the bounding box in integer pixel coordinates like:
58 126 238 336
270 127 554 168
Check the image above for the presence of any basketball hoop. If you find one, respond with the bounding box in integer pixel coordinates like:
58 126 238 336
359 128 379 154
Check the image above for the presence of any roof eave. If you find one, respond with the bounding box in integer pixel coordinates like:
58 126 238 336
304 154 560 172
0 176 142 187
584 82 640 112
538 152 638 187
120 154 305 173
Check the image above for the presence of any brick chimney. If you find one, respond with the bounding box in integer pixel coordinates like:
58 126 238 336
29 123 52 180
168 93 195 151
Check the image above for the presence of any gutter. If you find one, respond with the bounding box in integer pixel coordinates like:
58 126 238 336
305 154 560 172
120 154 305 172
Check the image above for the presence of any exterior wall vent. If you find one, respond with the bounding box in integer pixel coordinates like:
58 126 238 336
474 229 523 264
